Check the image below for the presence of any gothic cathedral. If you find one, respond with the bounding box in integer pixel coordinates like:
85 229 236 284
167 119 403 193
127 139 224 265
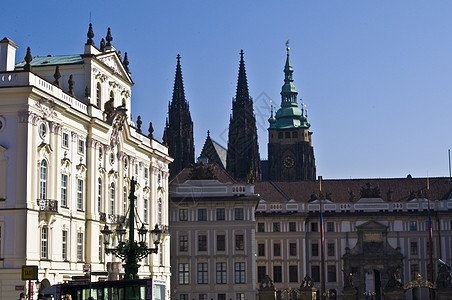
226 50 262 181
164 55 195 179
267 46 316 181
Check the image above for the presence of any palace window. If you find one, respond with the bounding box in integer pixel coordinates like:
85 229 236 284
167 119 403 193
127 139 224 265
289 243 297 256
327 222 335 232
257 266 266 283
179 263 189 284
289 265 298 282
39 160 47 199
62 132 69 148
98 178 102 213
235 234 244 251
197 263 208 284
327 242 335 256
312 243 319 256
327 265 337 282
410 221 417 231
62 230 67 260
274 243 281 256
257 222 265 232
289 222 296 232
216 263 227 284
96 83 101 108
144 198 148 223
41 226 48 259
110 183 115 215
61 174 68 207
198 235 207 251
179 235 188 252
273 222 280 232
216 208 225 220
217 234 225 251
78 139 85 154
123 187 127 214
273 266 282 282
179 209 188 221
236 294 244 300
198 208 207 221
77 232 83 261
77 179 84 210
311 222 318 232
410 241 418 255
235 208 244 220
235 262 245 283
258 243 265 256
311 265 320 282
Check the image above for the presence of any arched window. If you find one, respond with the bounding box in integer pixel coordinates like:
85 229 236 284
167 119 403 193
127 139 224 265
98 178 102 213
39 160 47 199
123 187 127 214
96 83 101 108
110 183 115 215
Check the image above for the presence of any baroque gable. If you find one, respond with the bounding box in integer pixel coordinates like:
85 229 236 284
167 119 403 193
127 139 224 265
95 52 132 85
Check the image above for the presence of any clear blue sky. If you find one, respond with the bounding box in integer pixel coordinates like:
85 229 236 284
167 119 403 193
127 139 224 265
2 1 452 179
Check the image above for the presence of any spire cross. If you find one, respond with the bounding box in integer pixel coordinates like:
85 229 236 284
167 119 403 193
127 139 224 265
285 40 290 54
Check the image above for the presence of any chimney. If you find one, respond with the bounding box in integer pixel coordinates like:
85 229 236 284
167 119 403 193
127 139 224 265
0 37 18 71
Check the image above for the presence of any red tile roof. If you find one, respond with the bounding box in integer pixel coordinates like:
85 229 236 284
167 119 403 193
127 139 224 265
255 177 452 203
171 163 236 184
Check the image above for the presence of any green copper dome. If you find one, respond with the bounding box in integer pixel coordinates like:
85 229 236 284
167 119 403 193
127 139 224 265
269 47 311 130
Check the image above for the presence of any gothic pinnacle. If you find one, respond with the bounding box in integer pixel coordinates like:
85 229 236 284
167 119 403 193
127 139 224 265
106 28 113 47
87 23 94 45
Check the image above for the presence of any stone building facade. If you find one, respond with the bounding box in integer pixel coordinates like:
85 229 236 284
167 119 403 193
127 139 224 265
0 26 172 299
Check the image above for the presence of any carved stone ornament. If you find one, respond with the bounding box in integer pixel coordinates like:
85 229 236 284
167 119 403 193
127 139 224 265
87 138 101 149
108 169 119 179
36 98 57 120
61 157 72 173
18 111 40 125
49 121 63 135
99 55 124 77
76 163 87 174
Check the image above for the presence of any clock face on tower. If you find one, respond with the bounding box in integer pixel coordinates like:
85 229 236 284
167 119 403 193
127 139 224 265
283 155 295 168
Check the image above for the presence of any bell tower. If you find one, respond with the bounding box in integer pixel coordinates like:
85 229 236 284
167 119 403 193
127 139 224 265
267 43 316 181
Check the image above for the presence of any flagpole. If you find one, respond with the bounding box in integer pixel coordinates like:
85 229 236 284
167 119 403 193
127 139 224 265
319 176 326 300
427 177 434 300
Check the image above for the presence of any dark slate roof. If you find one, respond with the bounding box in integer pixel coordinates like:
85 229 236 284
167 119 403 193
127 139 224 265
255 177 452 203
15 55 84 67
171 163 236 184
199 135 227 169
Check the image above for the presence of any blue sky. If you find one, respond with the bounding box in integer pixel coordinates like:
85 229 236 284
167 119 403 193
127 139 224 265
2 1 452 179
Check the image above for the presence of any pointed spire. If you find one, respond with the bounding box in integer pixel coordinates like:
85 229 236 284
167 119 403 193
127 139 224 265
281 41 297 105
68 75 75 96
24 47 32 71
172 54 186 108
235 49 250 104
123 52 130 73
106 28 113 47
207 130 210 138
86 23 95 45
53 65 61 87
100 38 106 52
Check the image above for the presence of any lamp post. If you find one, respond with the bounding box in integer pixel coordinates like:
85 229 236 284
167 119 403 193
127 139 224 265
101 178 162 280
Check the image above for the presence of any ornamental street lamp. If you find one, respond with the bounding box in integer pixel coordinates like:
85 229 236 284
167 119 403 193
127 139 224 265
101 178 162 280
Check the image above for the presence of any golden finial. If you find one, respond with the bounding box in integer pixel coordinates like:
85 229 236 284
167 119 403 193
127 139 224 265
285 40 290 53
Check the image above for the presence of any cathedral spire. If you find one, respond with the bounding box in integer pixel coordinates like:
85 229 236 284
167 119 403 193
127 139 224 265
165 54 194 179
235 49 250 104
172 54 186 109
226 50 261 181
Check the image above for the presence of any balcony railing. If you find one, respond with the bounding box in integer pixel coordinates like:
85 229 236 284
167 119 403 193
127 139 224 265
38 199 58 212
109 214 126 224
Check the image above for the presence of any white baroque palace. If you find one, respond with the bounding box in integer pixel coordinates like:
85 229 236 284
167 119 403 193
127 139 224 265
0 26 172 299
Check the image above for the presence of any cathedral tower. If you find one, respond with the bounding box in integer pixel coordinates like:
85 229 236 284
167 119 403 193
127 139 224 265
226 50 261 181
164 54 195 179
268 45 316 181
